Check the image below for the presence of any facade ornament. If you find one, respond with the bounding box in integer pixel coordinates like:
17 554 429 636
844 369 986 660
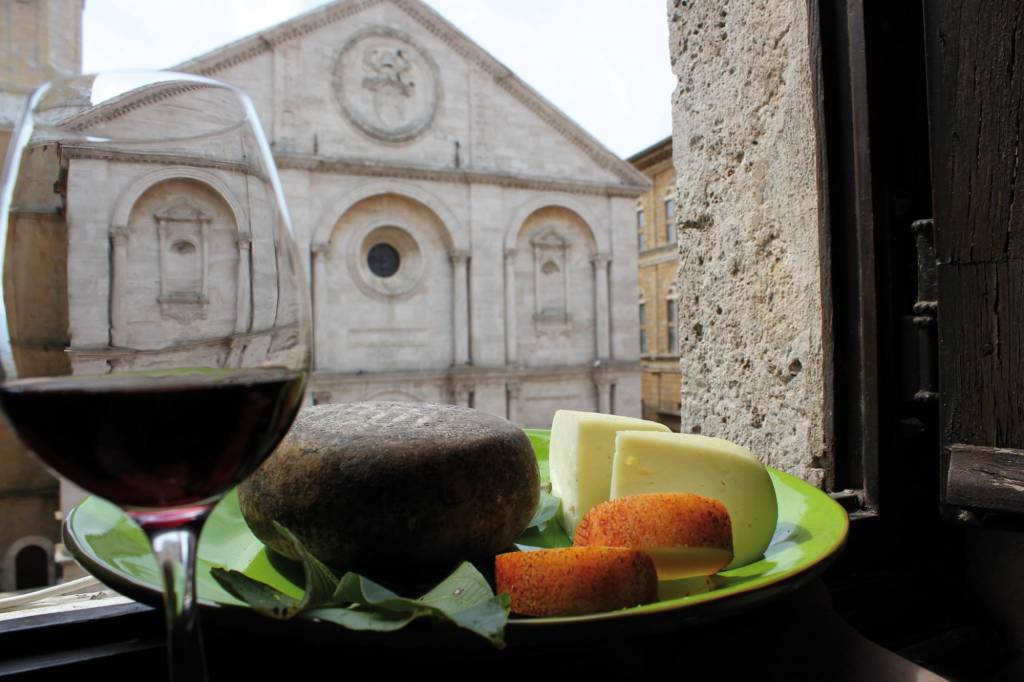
332 26 441 143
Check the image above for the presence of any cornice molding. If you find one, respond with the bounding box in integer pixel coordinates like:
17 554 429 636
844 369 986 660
627 136 673 169
60 144 645 198
61 145 262 177
170 0 649 189
173 0 381 76
630 145 673 172
67 324 299 358
273 153 646 197
311 360 643 385
61 83 208 134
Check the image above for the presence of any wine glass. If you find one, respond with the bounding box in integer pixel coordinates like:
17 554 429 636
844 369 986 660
0 71 311 681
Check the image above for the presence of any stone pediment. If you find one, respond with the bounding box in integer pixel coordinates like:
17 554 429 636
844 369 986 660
530 228 568 250
169 0 649 189
154 200 211 223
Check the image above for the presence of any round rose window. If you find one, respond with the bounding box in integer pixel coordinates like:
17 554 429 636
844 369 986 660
367 243 400 278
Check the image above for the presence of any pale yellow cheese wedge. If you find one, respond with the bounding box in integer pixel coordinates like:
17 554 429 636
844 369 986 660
549 410 670 538
610 431 778 568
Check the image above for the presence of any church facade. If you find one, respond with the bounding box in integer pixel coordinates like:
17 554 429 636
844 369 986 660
154 0 650 426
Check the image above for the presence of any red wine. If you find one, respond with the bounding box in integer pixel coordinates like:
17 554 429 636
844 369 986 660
0 368 306 514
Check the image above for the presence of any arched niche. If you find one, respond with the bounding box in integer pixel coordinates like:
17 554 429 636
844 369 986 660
512 206 598 367
111 166 248 235
504 195 607 253
115 178 241 351
314 193 455 373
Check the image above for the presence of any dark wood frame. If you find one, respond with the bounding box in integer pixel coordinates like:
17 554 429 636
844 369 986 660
808 0 882 512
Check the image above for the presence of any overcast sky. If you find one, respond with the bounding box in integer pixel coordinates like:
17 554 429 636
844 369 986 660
81 0 675 159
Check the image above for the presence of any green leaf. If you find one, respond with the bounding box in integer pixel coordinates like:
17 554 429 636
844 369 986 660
303 606 415 631
212 522 510 647
211 567 302 619
442 592 512 647
418 565 511 646
269 521 339 611
514 522 572 550
321 562 510 647
527 489 560 529
515 489 570 548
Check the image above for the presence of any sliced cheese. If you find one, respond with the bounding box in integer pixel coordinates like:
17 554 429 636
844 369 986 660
611 431 778 568
549 410 670 538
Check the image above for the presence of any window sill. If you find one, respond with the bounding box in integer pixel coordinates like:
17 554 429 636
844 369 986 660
0 589 163 676
0 588 136 624
641 354 681 362
639 243 678 257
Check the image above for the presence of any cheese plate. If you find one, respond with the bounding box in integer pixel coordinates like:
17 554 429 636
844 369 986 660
62 428 848 643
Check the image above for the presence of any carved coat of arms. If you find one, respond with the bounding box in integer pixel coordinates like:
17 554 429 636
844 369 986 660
333 28 440 142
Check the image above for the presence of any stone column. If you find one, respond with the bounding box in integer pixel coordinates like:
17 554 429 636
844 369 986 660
311 242 329 370
506 379 521 424
503 248 518 364
109 226 129 347
451 249 470 365
235 232 252 335
592 252 611 359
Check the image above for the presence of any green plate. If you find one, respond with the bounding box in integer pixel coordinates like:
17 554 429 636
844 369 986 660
63 429 848 641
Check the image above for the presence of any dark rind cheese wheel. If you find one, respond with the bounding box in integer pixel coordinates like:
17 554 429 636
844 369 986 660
238 401 540 585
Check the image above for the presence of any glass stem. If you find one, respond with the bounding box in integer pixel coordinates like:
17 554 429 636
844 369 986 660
146 516 210 682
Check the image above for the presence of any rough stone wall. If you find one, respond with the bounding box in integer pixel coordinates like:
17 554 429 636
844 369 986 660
668 0 826 484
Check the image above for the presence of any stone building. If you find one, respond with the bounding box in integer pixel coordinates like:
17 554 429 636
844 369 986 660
629 136 681 431
0 0 649 588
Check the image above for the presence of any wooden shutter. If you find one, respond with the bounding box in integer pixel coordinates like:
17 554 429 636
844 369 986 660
924 2 1024 516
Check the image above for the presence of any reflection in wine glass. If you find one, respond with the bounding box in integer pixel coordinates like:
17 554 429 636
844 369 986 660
0 71 311 681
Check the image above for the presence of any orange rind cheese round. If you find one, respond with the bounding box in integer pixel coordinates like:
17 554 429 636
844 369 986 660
495 547 657 616
574 493 733 580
